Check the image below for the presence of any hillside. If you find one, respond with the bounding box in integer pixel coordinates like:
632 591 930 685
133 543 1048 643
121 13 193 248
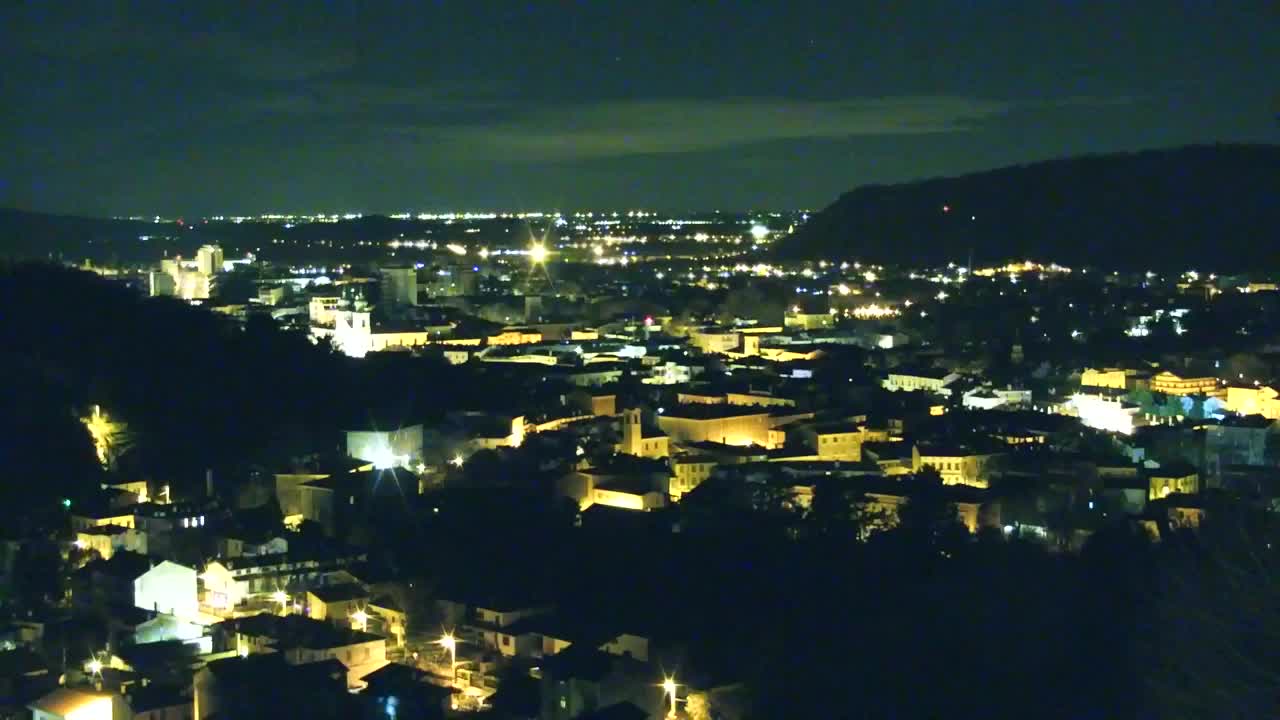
775 144 1280 271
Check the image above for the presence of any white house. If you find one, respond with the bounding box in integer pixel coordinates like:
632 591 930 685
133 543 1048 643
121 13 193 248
135 560 198 620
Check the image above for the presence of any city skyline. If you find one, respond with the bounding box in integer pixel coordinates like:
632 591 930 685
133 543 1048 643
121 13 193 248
3 2 1275 216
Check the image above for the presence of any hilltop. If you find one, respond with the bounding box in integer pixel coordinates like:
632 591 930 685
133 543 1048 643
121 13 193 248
774 144 1280 271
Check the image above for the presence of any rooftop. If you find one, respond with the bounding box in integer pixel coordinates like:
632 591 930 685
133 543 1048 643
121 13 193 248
308 583 369 604
224 613 383 649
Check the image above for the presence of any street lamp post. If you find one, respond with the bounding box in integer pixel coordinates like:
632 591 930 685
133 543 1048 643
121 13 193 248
271 590 289 616
438 633 458 686
661 676 679 719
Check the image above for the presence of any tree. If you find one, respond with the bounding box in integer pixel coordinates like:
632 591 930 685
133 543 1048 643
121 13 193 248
893 467 968 554
807 479 888 541
1142 505 1280 718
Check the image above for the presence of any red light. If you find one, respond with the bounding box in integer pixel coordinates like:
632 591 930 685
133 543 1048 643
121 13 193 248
644 316 654 327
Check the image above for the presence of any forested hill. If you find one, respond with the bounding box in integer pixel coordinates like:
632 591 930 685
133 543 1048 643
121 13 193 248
774 144 1280 271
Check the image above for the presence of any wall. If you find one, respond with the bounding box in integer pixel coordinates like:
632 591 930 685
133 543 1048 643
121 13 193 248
658 412 774 447
135 561 198 619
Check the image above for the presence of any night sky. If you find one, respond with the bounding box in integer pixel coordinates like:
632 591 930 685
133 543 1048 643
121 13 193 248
2 2 1275 216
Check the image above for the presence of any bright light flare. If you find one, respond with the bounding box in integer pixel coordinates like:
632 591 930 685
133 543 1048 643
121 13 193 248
528 243 549 264
438 633 457 652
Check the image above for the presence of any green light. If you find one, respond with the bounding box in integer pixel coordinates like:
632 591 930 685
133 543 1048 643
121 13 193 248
62 498 72 509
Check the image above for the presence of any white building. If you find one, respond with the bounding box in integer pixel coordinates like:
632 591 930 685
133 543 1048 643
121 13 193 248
135 560 199 619
196 245 225 275
883 369 961 395
346 425 425 469
1068 393 1145 435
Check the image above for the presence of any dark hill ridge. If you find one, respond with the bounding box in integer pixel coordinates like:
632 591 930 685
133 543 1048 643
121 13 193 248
774 144 1280 271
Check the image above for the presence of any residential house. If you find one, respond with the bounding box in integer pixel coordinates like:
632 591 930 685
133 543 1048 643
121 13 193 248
539 645 664 720
215 613 388 687
193 653 352 720
200 545 366 611
915 446 1002 488
29 688 130 720
306 583 370 624
1148 464 1200 500
75 524 147 560
73 553 198 620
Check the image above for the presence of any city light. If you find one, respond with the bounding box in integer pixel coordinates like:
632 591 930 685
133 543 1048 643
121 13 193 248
749 224 770 240
528 243 549 264
351 609 369 632
851 304 900 319
438 632 459 686
661 676 679 718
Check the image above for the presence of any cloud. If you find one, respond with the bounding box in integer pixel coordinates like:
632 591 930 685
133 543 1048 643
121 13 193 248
427 96 1015 160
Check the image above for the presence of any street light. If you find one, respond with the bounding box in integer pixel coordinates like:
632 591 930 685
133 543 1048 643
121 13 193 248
451 454 465 468
528 243 549 265
86 657 103 677
271 590 289 615
661 676 679 718
438 633 458 686
352 609 369 633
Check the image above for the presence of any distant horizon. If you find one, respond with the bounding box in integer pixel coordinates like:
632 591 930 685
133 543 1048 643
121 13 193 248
5 141 1274 221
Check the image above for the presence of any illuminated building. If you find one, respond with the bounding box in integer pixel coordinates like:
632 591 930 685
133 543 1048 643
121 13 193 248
147 270 175 297
308 295 341 326
305 583 370 624
1080 367 1146 391
325 308 452 358
71 552 198 620
617 409 670 459
346 425 424 469
486 328 544 346
218 611 388 686
883 368 960 394
29 687 123 720
200 548 366 611
687 328 742 355
1149 371 1218 396
796 421 869 461
1148 465 1200 500
915 446 1001 488
195 245 224 275
1223 385 1280 419
75 525 147 560
658 404 809 449
671 455 717 499
1068 393 1145 434
784 310 834 331
561 459 670 511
